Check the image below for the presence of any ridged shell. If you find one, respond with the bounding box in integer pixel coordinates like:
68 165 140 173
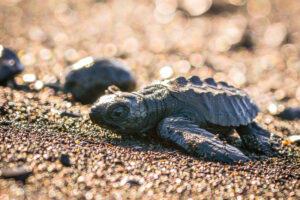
162 76 259 126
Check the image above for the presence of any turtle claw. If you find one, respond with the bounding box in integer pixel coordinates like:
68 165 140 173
242 133 279 157
236 122 281 157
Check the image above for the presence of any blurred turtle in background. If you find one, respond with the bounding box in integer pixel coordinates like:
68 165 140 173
64 57 136 104
0 45 24 87
276 107 300 121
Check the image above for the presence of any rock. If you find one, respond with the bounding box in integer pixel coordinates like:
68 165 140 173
276 107 300 120
64 57 136 104
0 45 25 85
0 167 32 182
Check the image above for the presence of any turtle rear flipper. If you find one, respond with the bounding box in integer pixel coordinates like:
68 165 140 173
236 122 281 157
158 116 249 164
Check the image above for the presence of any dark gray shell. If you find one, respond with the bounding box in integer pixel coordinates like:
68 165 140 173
162 76 259 127
0 46 24 85
64 58 136 104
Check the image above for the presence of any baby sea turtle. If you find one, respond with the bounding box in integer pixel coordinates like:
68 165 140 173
90 76 280 163
0 45 24 86
64 57 136 104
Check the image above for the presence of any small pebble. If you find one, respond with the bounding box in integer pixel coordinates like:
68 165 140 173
264 23 287 47
105 85 121 95
60 111 82 118
181 0 212 16
23 73 36 83
126 180 141 187
174 60 191 74
268 103 278 115
60 154 71 167
287 135 300 146
159 66 173 79
34 80 44 90
71 56 94 70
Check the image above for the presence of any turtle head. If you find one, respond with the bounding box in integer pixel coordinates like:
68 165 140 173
89 92 149 134
0 46 24 83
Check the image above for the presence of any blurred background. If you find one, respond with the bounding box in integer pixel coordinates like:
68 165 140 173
0 0 299 113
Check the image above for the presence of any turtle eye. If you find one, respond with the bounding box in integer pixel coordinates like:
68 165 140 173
8 59 15 66
110 105 129 120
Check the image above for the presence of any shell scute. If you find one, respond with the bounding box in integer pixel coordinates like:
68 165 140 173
169 76 188 86
163 76 259 126
218 81 229 87
204 78 217 87
188 76 203 86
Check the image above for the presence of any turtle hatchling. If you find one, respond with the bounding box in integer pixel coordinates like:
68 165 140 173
90 76 281 163
0 45 24 86
64 57 136 104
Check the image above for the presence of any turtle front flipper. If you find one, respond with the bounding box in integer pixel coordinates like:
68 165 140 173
236 122 281 157
158 116 249 164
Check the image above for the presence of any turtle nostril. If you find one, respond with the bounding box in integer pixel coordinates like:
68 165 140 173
17 63 25 71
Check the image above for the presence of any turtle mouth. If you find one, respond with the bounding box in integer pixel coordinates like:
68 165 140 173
16 63 25 72
99 123 121 130
89 110 123 131
89 110 98 124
